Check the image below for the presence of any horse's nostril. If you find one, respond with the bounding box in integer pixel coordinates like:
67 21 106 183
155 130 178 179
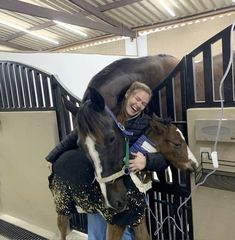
109 136 115 144
192 161 198 171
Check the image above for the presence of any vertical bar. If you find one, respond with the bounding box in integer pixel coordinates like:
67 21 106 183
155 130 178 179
34 71 43 108
148 189 157 239
41 74 51 108
15 64 24 107
203 46 213 104
222 28 233 103
151 90 160 116
185 55 195 108
21 67 30 108
27 69 37 108
0 63 7 108
180 58 187 122
3 63 13 108
8 63 19 108
51 76 67 140
166 79 174 119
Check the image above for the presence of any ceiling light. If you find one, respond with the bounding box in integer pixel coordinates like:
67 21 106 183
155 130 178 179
0 19 59 45
158 0 176 17
54 20 88 37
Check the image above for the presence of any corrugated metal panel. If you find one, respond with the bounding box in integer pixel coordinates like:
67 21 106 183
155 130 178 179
0 0 234 52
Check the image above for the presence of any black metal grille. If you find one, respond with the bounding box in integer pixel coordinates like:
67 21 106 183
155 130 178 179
0 220 48 240
145 23 235 239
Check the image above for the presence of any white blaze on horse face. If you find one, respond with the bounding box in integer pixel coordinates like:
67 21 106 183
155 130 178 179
176 129 198 167
85 136 112 208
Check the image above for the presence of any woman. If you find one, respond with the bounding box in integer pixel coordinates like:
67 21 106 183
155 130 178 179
46 81 169 240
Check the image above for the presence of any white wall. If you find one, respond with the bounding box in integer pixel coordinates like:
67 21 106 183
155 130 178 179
187 108 235 240
0 52 125 98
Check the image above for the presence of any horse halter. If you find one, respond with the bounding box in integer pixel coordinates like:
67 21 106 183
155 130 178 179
95 106 133 184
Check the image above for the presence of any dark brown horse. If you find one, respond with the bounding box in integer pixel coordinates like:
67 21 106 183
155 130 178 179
82 54 180 113
50 88 129 240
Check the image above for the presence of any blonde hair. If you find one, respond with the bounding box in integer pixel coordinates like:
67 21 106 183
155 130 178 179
125 81 152 99
117 81 152 123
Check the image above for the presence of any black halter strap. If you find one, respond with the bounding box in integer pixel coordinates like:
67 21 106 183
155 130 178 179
105 106 133 136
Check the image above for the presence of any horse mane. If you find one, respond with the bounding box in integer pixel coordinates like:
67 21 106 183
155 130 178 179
159 117 172 125
154 116 172 125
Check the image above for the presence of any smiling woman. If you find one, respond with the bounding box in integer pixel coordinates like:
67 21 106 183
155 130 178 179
117 81 152 123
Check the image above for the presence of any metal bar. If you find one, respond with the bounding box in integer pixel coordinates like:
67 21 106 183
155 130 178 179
14 64 24 107
166 79 174 119
34 71 43 108
222 28 233 103
27 69 37 108
8 63 19 108
185 56 195 108
0 63 7 108
41 74 51 108
203 46 213 104
21 67 30 108
3 63 13 108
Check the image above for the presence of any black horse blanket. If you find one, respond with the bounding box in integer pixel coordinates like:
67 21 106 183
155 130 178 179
49 146 147 227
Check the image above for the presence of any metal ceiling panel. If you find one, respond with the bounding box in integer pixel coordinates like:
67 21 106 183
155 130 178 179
0 0 233 52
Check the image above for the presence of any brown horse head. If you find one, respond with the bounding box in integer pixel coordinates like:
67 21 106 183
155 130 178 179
64 88 127 211
146 114 198 171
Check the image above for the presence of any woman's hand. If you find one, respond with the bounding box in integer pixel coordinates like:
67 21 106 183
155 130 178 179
47 162 53 172
129 152 146 173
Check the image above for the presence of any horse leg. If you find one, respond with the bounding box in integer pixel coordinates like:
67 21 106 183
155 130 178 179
106 223 124 240
57 214 69 240
133 216 150 240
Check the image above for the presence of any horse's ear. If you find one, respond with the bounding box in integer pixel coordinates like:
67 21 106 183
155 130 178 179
62 96 79 116
151 114 167 135
89 87 105 112
152 113 162 122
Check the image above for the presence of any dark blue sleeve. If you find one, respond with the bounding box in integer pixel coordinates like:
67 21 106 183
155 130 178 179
45 130 78 163
145 152 170 172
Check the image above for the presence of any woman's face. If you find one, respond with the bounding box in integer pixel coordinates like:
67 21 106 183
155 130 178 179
125 89 151 117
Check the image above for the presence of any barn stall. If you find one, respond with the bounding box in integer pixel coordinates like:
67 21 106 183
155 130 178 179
0 23 234 240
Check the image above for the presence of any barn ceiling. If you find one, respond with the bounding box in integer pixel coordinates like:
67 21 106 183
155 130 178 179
0 0 234 52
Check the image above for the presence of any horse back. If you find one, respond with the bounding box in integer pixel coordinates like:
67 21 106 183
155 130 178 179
82 54 179 111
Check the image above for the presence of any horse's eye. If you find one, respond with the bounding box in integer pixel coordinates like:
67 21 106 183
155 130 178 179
174 143 182 148
168 141 181 148
108 136 115 144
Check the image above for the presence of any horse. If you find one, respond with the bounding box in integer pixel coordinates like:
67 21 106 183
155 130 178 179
106 115 198 240
82 54 180 113
50 88 130 239
49 89 198 240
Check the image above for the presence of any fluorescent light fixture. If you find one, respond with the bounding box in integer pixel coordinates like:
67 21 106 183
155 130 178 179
0 19 59 45
54 20 88 37
158 0 176 17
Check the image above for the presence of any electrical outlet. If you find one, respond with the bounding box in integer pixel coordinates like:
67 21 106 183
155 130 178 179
200 147 211 160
